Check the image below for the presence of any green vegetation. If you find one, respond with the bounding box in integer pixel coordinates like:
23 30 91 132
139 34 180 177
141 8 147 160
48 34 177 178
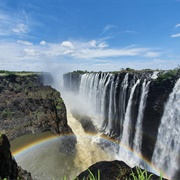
130 167 163 180
69 70 89 74
155 66 180 83
74 169 100 180
130 167 153 180
68 167 164 180
86 169 100 180
0 70 42 76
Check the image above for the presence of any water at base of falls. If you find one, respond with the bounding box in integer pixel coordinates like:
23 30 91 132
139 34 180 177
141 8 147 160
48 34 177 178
11 111 116 180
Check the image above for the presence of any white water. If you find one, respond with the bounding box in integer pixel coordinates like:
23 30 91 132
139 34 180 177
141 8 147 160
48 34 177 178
151 71 159 79
118 79 140 163
133 80 150 156
65 72 180 179
119 73 129 135
152 78 180 179
66 111 116 171
120 79 140 147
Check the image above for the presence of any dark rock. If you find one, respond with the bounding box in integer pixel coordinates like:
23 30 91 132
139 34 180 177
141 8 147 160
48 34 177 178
59 135 77 155
75 160 168 180
0 133 32 179
0 74 74 142
71 110 97 133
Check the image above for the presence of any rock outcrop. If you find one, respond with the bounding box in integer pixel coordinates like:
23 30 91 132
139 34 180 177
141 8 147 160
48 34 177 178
0 73 77 155
76 160 168 180
0 73 73 140
0 133 32 179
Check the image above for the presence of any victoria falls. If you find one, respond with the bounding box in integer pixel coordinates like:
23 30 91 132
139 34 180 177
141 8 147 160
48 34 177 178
1 0 180 179
0 68 179 180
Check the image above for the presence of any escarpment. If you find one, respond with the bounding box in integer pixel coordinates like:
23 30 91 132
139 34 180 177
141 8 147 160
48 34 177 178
0 73 74 141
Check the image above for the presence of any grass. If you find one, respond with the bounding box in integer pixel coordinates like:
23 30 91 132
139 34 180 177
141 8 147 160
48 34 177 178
66 167 163 180
130 167 153 180
86 169 100 180
130 167 163 180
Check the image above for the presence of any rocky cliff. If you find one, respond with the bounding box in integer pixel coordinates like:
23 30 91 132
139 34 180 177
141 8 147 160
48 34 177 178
63 68 180 179
0 133 32 179
0 72 74 141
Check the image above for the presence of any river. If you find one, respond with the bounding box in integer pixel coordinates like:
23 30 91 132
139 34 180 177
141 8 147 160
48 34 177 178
11 111 115 180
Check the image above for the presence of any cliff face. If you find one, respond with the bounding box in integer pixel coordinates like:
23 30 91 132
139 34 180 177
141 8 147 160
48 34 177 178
0 73 73 141
0 133 32 179
63 70 179 162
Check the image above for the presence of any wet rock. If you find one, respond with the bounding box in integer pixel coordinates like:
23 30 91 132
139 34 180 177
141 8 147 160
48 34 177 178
0 133 32 179
59 135 77 155
76 160 168 180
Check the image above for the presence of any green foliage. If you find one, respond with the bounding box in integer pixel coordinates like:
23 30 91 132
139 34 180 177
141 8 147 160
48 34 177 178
70 70 88 74
156 67 180 83
74 169 100 180
87 169 100 180
1 109 15 119
130 167 153 180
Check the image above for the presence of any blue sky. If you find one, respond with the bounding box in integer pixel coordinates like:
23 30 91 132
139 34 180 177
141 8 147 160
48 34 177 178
0 0 180 73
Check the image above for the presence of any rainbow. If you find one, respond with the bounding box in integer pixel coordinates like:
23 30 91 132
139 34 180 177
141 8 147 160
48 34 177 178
11 132 168 179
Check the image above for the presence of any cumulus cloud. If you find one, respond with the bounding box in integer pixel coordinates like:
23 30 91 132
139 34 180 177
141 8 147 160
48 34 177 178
171 33 180 38
0 38 178 72
23 48 40 56
89 40 108 49
12 23 29 33
40 40 47 45
17 40 33 46
89 40 97 47
61 41 74 48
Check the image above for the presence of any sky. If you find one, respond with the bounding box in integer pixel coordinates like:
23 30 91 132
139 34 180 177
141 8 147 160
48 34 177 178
0 0 180 73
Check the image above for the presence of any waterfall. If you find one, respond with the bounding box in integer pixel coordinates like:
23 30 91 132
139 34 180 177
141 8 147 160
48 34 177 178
133 80 150 156
118 79 140 160
152 78 180 179
65 71 180 179
118 73 129 138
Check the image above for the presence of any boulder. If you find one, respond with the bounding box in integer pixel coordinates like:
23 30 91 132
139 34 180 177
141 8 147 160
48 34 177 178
0 133 32 179
75 160 168 180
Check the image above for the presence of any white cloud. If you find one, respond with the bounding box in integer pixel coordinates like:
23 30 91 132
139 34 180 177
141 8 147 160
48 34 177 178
72 47 147 59
12 23 29 33
98 42 109 48
17 40 33 46
103 24 116 32
40 40 46 45
23 48 40 56
175 24 180 28
144 51 160 58
61 41 74 48
89 40 97 47
0 39 178 72
100 24 117 36
171 33 180 38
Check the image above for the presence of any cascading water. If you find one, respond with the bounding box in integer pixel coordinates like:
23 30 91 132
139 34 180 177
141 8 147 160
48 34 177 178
152 78 180 179
133 80 150 157
63 71 180 179
120 79 140 150
118 73 129 138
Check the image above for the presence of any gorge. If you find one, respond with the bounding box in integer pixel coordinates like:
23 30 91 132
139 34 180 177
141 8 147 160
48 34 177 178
0 69 179 179
63 69 180 180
